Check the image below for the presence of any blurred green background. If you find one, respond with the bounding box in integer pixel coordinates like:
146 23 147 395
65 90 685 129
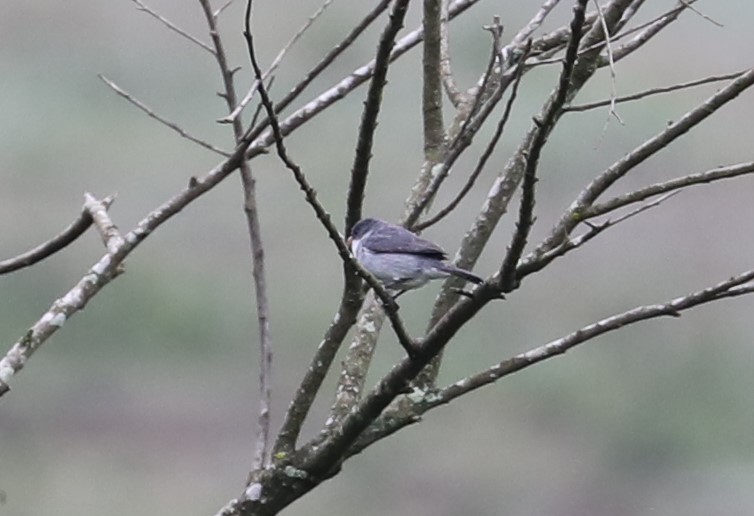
2 1 754 515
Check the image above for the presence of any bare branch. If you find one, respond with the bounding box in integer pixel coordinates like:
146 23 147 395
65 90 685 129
416 40 530 231
345 0 411 236
529 2 682 68
508 0 562 50
405 21 513 227
83 193 125 254
499 0 589 292
678 0 723 27
433 268 754 405
516 190 680 279
421 0 448 166
244 0 417 455
584 161 754 219
220 0 337 124
98 74 231 156
350 267 754 450
0 85 269 397
534 67 754 256
226 0 391 127
213 0 237 19
0 196 114 275
591 0 623 126
199 0 274 470
330 293 386 423
606 1 689 64
128 0 215 54
565 70 746 112
439 0 463 107
241 0 482 161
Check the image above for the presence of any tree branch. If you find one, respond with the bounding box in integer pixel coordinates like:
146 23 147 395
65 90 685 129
416 41 529 232
348 267 754 453
345 0 411 236
199 0 274 470
83 193 124 254
0 195 114 275
129 0 215 54
243 0 416 457
433 269 754 405
219 0 337 124
565 70 746 112
583 161 754 219
241 0 482 161
98 74 230 156
534 67 754 256
498 0 588 292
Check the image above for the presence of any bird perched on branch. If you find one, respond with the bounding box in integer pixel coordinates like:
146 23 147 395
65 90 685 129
347 218 484 296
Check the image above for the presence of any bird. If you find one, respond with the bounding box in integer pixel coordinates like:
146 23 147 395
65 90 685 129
347 218 484 295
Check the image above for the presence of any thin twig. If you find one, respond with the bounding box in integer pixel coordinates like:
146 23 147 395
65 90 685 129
128 0 215 54
220 0 337 124
516 191 680 279
592 0 624 127
345 0 411 235
533 67 754 257
416 40 530 231
0 196 115 275
583 161 754 219
565 70 746 112
498 0 589 292
98 74 230 156
606 1 689 64
678 0 723 27
199 0 274 470
405 19 511 227
213 0 237 18
439 0 463 107
241 0 482 160
228 0 391 128
529 3 681 67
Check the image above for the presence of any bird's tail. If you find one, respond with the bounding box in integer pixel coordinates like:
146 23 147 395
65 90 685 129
438 263 484 284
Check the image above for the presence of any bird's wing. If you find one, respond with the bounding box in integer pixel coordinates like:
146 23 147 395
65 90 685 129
365 224 447 258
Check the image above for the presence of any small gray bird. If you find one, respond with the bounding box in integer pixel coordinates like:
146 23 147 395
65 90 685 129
347 218 483 294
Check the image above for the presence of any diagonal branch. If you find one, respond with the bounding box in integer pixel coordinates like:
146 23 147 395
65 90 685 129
583 161 754 219
498 0 589 292
83 193 125 254
129 0 215 54
415 39 529 231
345 0 411 236
98 74 230 156
0 195 114 275
516 191 680 279
348 267 754 454
220 0 337 124
435 268 754 405
565 70 747 112
533 67 754 257
241 0 482 161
